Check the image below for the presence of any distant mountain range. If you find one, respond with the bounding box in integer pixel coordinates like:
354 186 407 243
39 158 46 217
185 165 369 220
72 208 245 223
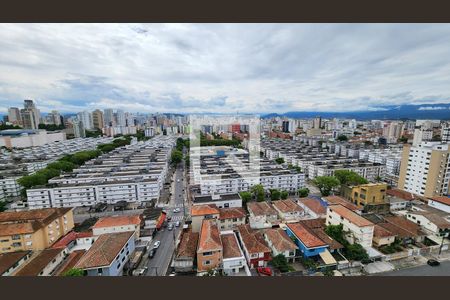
262 103 450 120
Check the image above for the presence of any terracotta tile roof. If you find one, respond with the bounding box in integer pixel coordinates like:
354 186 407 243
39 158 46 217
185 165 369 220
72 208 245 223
176 229 199 259
219 207 246 220
54 250 86 276
328 205 374 227
386 188 415 201
0 207 72 237
197 219 222 253
287 223 327 249
264 228 297 252
299 218 326 229
272 199 303 213
237 224 271 254
191 204 220 217
407 211 450 230
310 228 343 250
380 216 424 238
373 224 396 238
324 195 362 211
92 215 142 229
0 251 31 275
430 196 450 206
221 233 242 259
298 197 326 215
75 231 134 269
247 201 277 216
52 230 93 248
15 248 65 276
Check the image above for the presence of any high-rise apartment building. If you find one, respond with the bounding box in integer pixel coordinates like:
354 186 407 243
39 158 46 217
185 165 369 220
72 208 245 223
104 108 114 126
92 109 104 129
398 142 450 198
72 119 86 138
46 110 61 126
116 109 126 126
77 111 93 130
313 116 322 129
442 127 450 143
20 100 40 129
7 107 21 125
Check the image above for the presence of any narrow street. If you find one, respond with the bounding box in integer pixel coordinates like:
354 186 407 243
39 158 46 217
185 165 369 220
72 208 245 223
145 156 188 276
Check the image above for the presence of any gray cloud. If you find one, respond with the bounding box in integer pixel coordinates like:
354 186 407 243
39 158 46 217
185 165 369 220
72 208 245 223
1 24 450 114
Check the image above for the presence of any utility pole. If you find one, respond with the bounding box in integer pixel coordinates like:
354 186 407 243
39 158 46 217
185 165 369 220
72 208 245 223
438 232 448 256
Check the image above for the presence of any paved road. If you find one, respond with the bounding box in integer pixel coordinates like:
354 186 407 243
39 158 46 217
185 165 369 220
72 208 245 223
73 208 145 223
380 261 450 276
145 161 188 276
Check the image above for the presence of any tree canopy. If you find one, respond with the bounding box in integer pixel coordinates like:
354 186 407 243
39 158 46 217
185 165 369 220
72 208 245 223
298 188 309 198
251 184 265 202
313 176 340 196
334 170 368 186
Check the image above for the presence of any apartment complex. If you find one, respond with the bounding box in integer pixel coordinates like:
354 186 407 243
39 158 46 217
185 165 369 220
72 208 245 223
25 135 176 209
398 142 450 198
0 208 74 254
190 147 305 195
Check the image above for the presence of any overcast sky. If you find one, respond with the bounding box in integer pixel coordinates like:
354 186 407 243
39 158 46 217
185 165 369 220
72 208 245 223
1 23 450 114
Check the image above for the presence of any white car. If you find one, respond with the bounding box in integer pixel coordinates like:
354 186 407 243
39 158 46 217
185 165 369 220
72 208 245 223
173 208 181 213
153 240 161 249
175 221 180 227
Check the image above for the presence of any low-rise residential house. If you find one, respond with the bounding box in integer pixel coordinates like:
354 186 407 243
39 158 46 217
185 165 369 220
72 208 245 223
236 224 271 268
326 204 374 247
272 199 305 223
15 247 68 276
404 207 450 237
297 197 327 219
218 207 246 231
0 208 74 254
428 196 450 214
220 232 248 276
197 219 223 273
247 202 279 229
323 195 362 213
387 188 415 211
75 231 135 276
285 223 328 258
92 215 142 238
0 250 32 276
341 183 389 213
263 228 297 262
191 205 220 233
142 208 166 230
53 250 86 276
372 224 396 248
172 229 199 273
378 216 425 245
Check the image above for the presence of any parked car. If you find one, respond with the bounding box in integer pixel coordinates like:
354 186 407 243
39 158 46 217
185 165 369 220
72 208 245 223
148 248 156 259
427 259 440 266
168 224 174 231
167 216 172 221
153 240 161 249
138 267 148 276
175 221 180 227
257 267 272 276
173 208 181 213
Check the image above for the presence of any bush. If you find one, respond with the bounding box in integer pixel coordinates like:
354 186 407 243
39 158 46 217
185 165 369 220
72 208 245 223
270 189 281 201
298 188 310 198
270 254 291 273
63 268 85 276
280 190 289 200
275 157 285 164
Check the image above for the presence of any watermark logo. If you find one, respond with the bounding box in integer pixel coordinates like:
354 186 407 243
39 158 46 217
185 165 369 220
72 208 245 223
189 114 261 193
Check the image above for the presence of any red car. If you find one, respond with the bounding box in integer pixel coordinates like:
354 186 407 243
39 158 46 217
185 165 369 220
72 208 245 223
257 267 272 276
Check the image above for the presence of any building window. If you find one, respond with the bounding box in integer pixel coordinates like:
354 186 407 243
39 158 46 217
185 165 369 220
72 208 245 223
203 260 211 266
203 251 213 256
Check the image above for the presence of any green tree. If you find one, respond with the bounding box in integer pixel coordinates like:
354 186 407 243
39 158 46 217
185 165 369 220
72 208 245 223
251 184 265 202
0 201 6 212
334 170 368 186
325 224 369 261
398 136 408 143
313 176 340 196
275 157 285 164
171 149 183 165
239 191 252 204
280 190 289 200
270 254 292 273
337 135 348 142
270 189 281 201
85 129 102 138
63 268 85 276
47 161 77 172
298 188 310 198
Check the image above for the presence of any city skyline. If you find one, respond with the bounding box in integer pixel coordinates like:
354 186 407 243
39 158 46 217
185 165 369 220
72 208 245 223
1 24 450 114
